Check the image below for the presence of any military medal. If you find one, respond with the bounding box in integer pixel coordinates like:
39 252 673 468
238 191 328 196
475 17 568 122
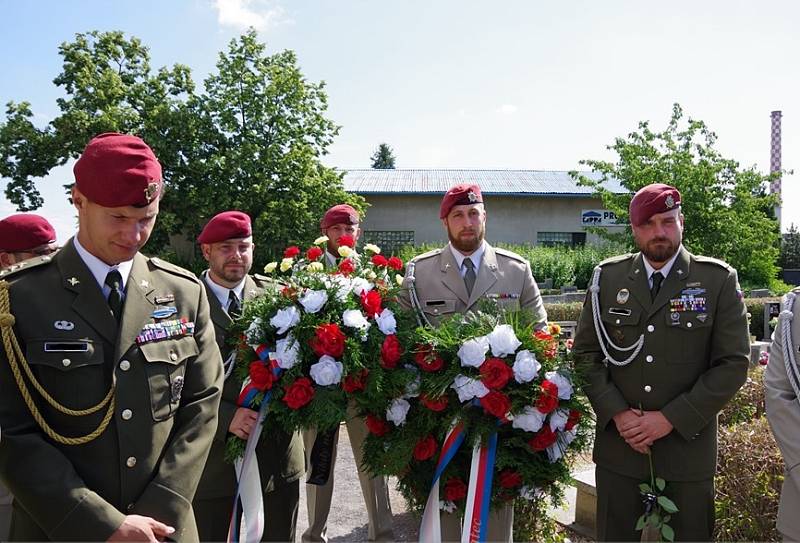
155 294 175 304
616 288 630 304
53 320 75 330
171 376 184 403
151 306 178 320
136 318 195 345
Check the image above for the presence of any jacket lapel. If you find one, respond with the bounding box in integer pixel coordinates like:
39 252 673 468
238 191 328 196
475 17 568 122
648 247 692 318
115 254 157 361
467 243 498 308
202 273 233 330
438 247 470 306
625 253 652 310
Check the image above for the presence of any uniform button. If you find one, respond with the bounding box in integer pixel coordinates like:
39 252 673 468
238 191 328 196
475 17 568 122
687 322 693 328
120 360 131 371
127 503 135 512
122 409 133 420
433 308 439 314
615 319 621 324
647 325 655 332
645 355 654 363
169 351 178 361
126 456 137 468
62 358 71 367
644 385 652 392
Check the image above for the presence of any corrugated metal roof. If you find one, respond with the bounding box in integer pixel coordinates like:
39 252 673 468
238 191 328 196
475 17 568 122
340 169 626 196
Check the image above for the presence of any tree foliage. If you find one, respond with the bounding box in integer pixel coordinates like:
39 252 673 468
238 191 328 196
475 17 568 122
370 142 396 169
573 104 780 288
780 223 800 269
0 29 364 266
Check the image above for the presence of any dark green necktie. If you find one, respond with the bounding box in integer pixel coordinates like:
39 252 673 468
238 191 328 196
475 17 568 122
105 270 124 321
463 258 476 296
228 290 242 319
650 271 664 301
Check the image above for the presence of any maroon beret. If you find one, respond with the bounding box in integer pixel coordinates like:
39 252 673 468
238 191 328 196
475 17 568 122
440 183 483 218
629 183 682 226
73 133 163 208
197 211 252 244
321 204 360 230
0 213 56 252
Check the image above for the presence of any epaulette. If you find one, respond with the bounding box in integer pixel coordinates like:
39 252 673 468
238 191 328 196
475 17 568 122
693 254 733 271
597 253 635 267
0 253 55 279
412 248 443 263
252 273 271 283
494 247 527 263
148 257 200 282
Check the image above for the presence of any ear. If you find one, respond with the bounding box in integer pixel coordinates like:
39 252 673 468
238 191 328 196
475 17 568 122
71 186 85 211
200 244 212 261
441 217 448 232
0 252 14 269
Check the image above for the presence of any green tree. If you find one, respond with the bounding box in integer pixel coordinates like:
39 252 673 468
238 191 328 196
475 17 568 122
780 224 800 269
370 143 396 169
573 104 780 289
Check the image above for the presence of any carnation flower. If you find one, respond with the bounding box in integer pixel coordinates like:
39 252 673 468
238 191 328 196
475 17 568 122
536 380 560 414
314 235 329 245
480 390 511 419
412 435 437 461
544 370 574 400
338 234 355 248
275 333 300 369
280 258 294 272
338 246 354 258
457 336 490 368
371 254 388 267
309 355 344 386
375 308 397 335
264 262 277 273
386 398 411 426
343 309 371 331
380 335 404 368
487 324 522 357
395 274 404 286
299 289 328 314
366 270 377 281
342 369 369 393
306 246 323 260
443 478 467 501
338 258 355 274
351 277 373 296
512 405 547 433
565 409 581 431
387 256 403 271
451 374 490 403
529 425 558 451
420 393 449 412
270 306 300 334
364 243 381 254
360 290 383 318
513 350 541 383
414 345 445 372
365 414 391 436
284 246 300 258
307 261 324 272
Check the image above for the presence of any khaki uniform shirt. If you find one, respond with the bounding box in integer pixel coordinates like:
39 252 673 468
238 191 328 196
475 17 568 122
0 240 222 541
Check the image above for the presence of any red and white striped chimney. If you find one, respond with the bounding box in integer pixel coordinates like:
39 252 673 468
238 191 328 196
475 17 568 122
770 110 782 227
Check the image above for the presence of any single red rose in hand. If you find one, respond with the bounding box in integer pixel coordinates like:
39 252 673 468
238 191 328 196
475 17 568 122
387 256 403 271
412 435 438 461
536 380 560 414
498 469 523 488
444 477 468 501
365 414 391 436
479 357 514 389
480 390 511 419
338 258 355 274
564 409 582 431
529 425 558 452
338 234 355 248
306 246 323 261
283 377 314 409
309 323 346 358
414 344 444 372
249 361 275 391
380 334 404 369
371 254 388 267
284 246 300 258
420 393 449 412
342 368 369 393
361 289 383 317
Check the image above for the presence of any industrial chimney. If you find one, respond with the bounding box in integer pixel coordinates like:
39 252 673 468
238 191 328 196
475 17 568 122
771 110 782 227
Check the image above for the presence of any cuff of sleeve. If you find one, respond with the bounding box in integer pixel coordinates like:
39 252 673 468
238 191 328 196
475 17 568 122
131 482 191 539
216 400 238 443
662 394 708 441
49 491 125 541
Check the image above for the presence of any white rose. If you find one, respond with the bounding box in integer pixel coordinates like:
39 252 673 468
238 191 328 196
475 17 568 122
511 406 546 433
343 309 371 331
513 350 541 383
270 305 300 334
245 317 263 345
351 277 373 296
451 374 490 403
364 243 381 254
457 335 490 368
395 274 404 286
314 235 329 245
338 246 353 258
280 257 294 272
264 262 277 273
487 324 522 357
545 371 574 400
386 398 411 426
300 289 328 314
366 270 377 281
309 355 344 386
548 408 570 432
375 308 397 335
275 333 300 369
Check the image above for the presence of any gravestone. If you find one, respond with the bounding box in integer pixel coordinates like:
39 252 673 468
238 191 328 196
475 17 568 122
764 301 781 341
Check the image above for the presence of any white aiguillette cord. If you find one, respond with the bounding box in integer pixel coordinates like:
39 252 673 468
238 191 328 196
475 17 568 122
779 292 800 404
590 266 644 366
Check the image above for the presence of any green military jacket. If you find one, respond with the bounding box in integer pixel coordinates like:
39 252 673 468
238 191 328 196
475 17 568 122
0 240 223 541
194 274 304 500
572 246 749 481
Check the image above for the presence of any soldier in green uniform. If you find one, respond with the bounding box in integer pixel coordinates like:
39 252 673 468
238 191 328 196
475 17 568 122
192 210 304 541
0 213 59 270
572 183 750 541
0 133 223 542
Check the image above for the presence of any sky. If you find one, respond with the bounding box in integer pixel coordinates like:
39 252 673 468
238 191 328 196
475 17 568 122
1 0 797 242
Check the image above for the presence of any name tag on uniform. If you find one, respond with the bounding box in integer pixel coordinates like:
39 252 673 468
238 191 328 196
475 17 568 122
44 341 89 352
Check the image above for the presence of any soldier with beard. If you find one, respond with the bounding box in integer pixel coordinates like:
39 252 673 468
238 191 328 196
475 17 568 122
400 183 546 541
572 183 749 541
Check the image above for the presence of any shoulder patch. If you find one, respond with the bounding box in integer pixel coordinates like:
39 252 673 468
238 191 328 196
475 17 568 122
493 247 527 263
148 257 200 282
693 254 733 271
598 253 635 267
412 248 443 263
0 254 55 279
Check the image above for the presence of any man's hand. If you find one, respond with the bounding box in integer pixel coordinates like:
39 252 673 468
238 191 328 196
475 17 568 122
108 515 175 542
617 410 673 452
613 409 650 454
229 407 258 439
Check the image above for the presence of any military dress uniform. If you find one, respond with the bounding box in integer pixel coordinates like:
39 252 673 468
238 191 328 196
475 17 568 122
0 240 223 541
765 287 800 541
572 246 749 541
194 273 305 541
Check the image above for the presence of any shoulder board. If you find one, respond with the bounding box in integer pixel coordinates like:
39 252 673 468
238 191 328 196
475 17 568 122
693 255 733 271
252 273 270 283
0 254 55 279
412 248 443 262
148 257 200 282
597 253 635 267
494 247 527 263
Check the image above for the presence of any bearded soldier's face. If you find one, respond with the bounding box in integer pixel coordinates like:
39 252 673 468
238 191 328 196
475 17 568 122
443 203 486 254
632 207 684 265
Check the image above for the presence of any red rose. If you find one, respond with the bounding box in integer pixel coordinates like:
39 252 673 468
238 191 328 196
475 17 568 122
309 323 346 358
283 377 314 410
249 361 275 391
529 425 558 451
420 393 449 412
480 390 511 419
306 246 323 261
338 234 355 248
365 414 391 436
387 256 403 271
380 335 404 369
414 344 444 372
371 254 389 267
536 380 560 414
342 369 369 393
284 245 300 258
412 435 438 461
564 409 582 431
479 357 514 389
338 258 355 274
361 289 383 318
444 477 468 501
498 469 523 488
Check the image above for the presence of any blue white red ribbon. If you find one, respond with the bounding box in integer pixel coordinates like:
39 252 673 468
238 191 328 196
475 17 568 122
461 432 498 543
419 422 466 543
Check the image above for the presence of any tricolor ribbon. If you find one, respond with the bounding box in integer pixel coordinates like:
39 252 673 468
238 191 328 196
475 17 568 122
461 432 498 543
227 344 282 543
419 422 466 543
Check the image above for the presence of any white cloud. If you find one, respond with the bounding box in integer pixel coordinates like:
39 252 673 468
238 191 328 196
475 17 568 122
496 104 518 115
213 0 291 31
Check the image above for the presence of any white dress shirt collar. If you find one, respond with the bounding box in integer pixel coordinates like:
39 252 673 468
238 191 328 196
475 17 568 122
72 237 134 297
203 271 246 313
642 245 682 286
449 241 486 278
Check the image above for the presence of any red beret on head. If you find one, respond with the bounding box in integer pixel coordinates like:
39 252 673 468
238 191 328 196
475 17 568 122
73 132 163 208
321 204 360 230
629 183 682 226
0 213 56 251
197 211 252 244
440 183 483 218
